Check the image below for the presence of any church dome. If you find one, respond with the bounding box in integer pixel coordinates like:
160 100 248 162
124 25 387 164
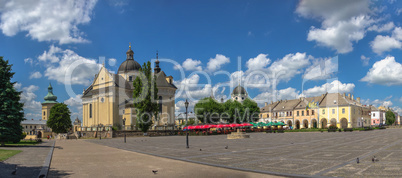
118 59 141 73
118 43 142 73
232 85 247 95
43 83 58 104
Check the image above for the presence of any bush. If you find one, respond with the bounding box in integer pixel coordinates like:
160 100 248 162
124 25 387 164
329 124 338 129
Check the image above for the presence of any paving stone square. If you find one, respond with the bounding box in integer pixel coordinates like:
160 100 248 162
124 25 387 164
87 129 402 177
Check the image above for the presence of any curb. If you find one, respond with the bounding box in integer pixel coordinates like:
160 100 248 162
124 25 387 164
38 140 55 178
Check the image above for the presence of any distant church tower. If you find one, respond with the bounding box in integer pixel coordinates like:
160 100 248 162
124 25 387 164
41 83 58 121
231 85 248 103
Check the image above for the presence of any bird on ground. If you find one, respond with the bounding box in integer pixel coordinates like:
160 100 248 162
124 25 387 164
152 170 158 174
200 149 202 151
356 157 360 164
11 165 17 175
372 156 375 163
225 146 228 149
373 156 379 162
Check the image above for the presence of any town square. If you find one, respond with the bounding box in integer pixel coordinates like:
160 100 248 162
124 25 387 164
1 0 402 178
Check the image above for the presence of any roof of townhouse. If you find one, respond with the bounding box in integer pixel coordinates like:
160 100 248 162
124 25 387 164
370 105 379 111
319 93 350 107
273 99 301 111
294 95 325 109
260 101 280 112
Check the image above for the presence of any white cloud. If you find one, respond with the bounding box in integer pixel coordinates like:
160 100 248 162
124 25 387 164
20 85 42 112
65 94 83 120
38 45 101 85
24 58 33 65
362 96 393 108
253 87 300 106
65 94 82 107
296 0 374 53
393 27 402 40
367 22 395 32
174 58 202 71
361 55 370 66
206 54 230 72
307 16 373 53
302 80 355 97
246 54 270 71
397 8 402 16
361 56 402 85
303 56 338 81
14 82 22 90
38 45 63 63
29 71 42 79
269 52 311 82
296 0 371 27
370 27 402 54
0 0 97 44
370 35 402 54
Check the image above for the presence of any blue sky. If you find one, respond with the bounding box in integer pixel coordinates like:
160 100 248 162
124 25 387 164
1 0 402 121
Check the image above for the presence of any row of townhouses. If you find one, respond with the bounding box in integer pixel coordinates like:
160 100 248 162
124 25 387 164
259 93 399 129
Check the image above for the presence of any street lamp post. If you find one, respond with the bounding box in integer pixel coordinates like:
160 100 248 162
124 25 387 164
185 99 189 149
164 123 167 136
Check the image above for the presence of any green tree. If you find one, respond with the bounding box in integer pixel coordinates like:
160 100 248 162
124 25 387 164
133 61 158 133
385 110 396 125
242 98 260 123
194 97 223 123
181 118 195 125
0 57 25 146
47 103 72 133
223 100 243 123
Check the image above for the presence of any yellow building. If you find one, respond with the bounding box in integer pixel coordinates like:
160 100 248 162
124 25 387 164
259 101 280 123
81 45 177 130
259 92 370 129
293 95 325 129
318 93 367 128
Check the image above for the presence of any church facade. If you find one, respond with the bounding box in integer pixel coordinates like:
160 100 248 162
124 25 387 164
81 45 176 130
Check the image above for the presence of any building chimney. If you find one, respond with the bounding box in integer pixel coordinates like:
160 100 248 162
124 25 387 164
348 93 351 99
271 101 273 104
343 93 346 97
357 97 360 103
265 102 268 106
351 94 354 100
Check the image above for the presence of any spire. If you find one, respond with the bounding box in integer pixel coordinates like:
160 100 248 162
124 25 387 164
43 83 58 104
126 42 134 60
154 50 161 73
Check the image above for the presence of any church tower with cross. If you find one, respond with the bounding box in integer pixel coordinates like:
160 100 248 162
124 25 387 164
81 44 177 130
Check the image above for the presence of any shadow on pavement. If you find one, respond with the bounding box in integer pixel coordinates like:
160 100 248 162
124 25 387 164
0 162 70 178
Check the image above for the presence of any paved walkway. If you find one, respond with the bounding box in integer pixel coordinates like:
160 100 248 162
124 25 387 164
0 140 54 178
49 139 279 178
87 129 402 177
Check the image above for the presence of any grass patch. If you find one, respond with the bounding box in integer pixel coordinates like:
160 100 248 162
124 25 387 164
0 149 22 161
4 140 40 146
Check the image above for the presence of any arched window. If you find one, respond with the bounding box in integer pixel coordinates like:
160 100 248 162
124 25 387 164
43 111 45 116
129 76 133 81
89 104 92 118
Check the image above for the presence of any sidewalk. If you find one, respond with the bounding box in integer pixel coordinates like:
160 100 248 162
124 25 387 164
0 140 54 178
49 139 279 178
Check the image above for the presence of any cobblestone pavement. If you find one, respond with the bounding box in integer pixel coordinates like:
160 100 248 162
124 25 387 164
87 129 402 177
49 139 278 178
0 140 54 178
